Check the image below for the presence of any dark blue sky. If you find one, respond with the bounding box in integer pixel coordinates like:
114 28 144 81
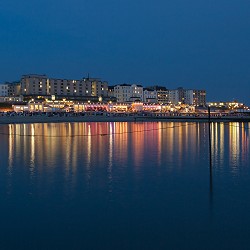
0 0 249 103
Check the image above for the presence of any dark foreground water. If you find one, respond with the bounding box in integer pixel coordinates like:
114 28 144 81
0 122 250 250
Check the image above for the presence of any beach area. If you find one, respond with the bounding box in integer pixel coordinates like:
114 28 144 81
1 112 250 124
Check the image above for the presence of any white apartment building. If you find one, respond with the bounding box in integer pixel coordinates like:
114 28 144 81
168 89 178 104
143 88 157 103
0 84 9 96
20 75 108 98
0 82 21 99
114 84 143 103
183 90 194 105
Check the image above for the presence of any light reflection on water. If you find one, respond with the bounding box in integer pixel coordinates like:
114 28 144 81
1 122 249 179
0 122 250 249
4 122 210 180
3 122 250 190
209 122 250 176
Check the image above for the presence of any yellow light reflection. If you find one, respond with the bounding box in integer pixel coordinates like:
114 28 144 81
229 122 240 171
108 122 113 193
30 124 35 179
8 124 13 176
4 121 249 187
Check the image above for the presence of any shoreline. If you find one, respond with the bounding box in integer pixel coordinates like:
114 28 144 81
1 115 250 124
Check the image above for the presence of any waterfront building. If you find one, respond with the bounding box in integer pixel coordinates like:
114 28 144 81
114 84 143 103
168 88 185 104
21 74 48 96
7 81 21 96
192 90 206 106
182 89 206 106
0 96 23 103
147 86 169 104
168 87 206 106
20 74 108 99
107 86 117 103
143 103 162 111
157 90 169 103
108 86 115 97
88 78 108 97
28 100 44 112
207 101 245 109
12 105 29 112
48 78 81 96
143 88 157 103
6 74 207 106
108 103 129 112
0 84 8 96
0 81 21 97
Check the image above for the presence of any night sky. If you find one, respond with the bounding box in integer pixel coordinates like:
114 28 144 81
0 0 249 103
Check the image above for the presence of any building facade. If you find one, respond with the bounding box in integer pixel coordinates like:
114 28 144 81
21 74 48 96
7 81 21 96
143 88 157 103
193 90 206 106
20 74 108 98
147 86 169 104
168 87 206 106
0 84 8 96
114 84 143 102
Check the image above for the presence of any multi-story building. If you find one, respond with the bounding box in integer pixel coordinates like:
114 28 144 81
0 81 21 101
7 81 21 96
168 87 206 106
88 78 108 97
183 89 194 105
20 74 108 99
168 89 178 104
168 87 185 104
48 78 82 96
143 88 157 103
107 86 117 102
108 86 115 97
21 74 48 96
147 86 169 104
114 84 143 103
0 84 8 96
193 90 206 106
182 89 206 106
16 75 208 105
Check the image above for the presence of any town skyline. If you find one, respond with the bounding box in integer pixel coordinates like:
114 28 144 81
0 72 248 105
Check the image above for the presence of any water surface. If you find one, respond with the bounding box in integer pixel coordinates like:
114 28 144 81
0 122 250 250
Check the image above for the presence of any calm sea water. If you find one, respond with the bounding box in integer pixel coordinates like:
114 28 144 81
0 122 250 250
